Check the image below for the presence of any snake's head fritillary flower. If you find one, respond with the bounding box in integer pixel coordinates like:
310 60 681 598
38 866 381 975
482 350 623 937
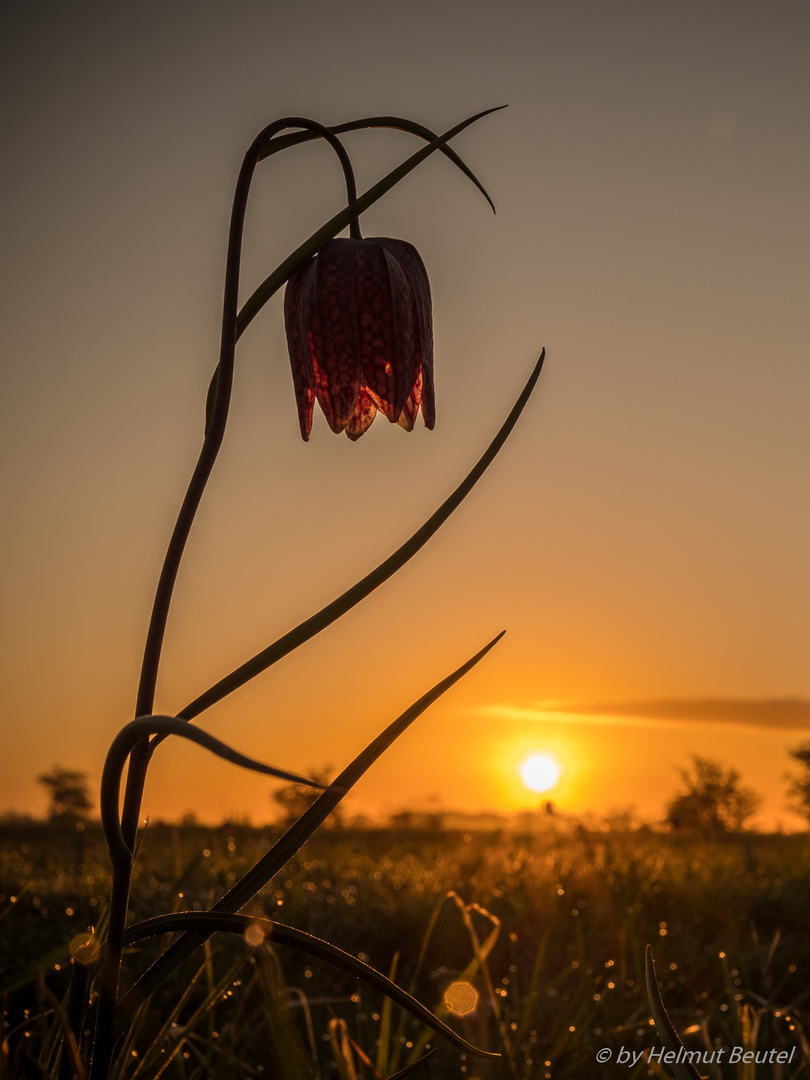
284 237 434 440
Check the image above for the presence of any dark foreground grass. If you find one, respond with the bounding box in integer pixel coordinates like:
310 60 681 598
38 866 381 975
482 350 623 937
2 822 809 1078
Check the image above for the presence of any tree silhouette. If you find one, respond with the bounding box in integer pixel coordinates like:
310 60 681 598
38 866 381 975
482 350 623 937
665 755 760 836
38 767 93 822
787 742 810 824
271 767 341 829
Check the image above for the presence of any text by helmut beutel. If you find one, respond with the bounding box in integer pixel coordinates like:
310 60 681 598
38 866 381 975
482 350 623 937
596 1044 797 1067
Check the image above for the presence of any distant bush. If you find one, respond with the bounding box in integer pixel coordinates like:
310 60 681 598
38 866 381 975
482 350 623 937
36 766 92 823
665 755 760 835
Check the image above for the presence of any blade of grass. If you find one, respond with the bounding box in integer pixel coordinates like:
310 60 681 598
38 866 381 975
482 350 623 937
385 1049 440 1080
127 953 246 1080
255 949 317 1080
389 893 450 1075
645 946 703 1080
329 1018 358 1080
405 893 502 1066
123 913 499 1060
119 631 504 1024
36 978 86 1080
376 952 399 1077
124 959 209 1080
512 927 552 1052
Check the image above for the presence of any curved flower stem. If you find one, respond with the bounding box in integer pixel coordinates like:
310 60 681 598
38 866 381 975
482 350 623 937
125 118 357 849
90 118 357 1080
126 115 349 845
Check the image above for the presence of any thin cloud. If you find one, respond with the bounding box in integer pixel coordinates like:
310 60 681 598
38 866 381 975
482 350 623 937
479 705 660 729
499 698 810 732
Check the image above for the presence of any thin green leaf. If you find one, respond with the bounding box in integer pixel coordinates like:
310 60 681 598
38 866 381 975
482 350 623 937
119 632 504 1025
127 954 245 1080
180 350 544 724
123 913 498 1060
404 892 502 1066
101 715 326 869
645 946 703 1080
377 952 398 1076
257 114 499 213
235 106 506 340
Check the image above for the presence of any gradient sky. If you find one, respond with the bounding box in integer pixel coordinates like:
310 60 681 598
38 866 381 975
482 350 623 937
2 1 809 829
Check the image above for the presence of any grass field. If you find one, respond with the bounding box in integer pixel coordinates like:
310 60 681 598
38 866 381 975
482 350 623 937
2 821 809 1078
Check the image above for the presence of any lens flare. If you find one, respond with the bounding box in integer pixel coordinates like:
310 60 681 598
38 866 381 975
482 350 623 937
444 980 479 1015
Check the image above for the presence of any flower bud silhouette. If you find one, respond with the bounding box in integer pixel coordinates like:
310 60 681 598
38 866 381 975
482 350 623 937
284 236 434 440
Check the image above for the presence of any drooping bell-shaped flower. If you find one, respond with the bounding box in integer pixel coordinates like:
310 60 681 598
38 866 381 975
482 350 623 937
284 237 434 440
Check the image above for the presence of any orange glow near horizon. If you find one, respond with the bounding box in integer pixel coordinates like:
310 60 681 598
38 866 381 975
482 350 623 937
2 7 810 836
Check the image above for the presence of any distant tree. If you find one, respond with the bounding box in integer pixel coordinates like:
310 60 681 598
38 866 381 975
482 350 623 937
787 742 810 824
665 755 760 836
0 810 36 825
37 767 93 823
601 805 638 832
271 768 341 829
389 809 416 830
389 808 445 831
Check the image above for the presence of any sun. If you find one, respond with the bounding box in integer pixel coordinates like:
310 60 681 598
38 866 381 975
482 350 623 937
519 753 561 794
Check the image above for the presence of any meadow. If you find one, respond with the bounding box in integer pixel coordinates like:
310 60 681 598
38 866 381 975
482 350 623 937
2 821 809 1078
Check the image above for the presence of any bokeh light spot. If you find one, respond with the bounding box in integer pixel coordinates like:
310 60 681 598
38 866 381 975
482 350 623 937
244 921 266 947
444 980 478 1015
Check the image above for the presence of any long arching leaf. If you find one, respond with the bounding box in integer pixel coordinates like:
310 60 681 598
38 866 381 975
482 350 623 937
235 106 506 340
101 715 326 869
118 632 504 1025
123 912 498 1060
257 115 499 212
181 350 543 724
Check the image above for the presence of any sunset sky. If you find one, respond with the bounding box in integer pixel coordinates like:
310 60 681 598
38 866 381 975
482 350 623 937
2 1 809 830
